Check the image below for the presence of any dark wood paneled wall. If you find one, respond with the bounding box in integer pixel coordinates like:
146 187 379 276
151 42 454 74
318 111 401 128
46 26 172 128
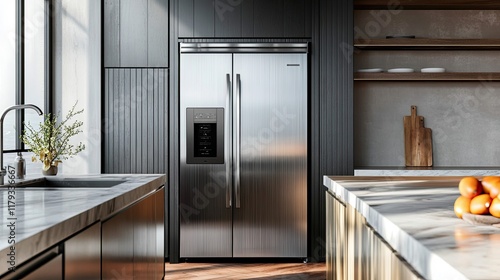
103 68 168 174
168 0 180 262
104 0 168 67
178 0 312 38
308 0 354 262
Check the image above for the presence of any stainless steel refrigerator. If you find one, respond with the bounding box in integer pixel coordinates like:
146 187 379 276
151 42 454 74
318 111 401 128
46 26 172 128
180 43 308 258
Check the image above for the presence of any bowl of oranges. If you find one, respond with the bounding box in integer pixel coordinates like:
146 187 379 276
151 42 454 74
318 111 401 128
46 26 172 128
454 176 500 226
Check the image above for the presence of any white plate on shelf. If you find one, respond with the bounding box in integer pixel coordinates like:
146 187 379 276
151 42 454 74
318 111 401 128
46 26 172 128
357 68 383 73
421 67 446 73
387 68 414 73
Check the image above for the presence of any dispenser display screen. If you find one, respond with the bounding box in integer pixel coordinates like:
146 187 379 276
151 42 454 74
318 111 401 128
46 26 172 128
194 123 217 157
186 107 224 164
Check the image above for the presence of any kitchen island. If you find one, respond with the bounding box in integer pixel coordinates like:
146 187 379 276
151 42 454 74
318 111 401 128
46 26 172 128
0 174 165 279
324 176 500 280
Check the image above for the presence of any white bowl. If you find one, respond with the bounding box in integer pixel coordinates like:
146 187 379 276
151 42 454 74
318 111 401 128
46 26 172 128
421 67 446 73
388 68 415 73
357 68 383 73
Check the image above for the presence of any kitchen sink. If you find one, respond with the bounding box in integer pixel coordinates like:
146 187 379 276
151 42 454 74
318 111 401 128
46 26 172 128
16 178 127 189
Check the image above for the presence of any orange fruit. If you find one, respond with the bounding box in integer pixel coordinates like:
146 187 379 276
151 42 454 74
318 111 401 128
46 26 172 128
458 177 483 199
470 194 492 215
482 176 500 199
490 197 500 218
454 196 471 219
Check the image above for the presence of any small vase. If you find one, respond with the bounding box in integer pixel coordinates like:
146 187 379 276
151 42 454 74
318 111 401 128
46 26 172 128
42 165 58 176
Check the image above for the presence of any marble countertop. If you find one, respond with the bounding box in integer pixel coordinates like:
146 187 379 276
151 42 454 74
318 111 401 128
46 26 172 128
0 174 166 275
354 167 500 176
324 176 500 280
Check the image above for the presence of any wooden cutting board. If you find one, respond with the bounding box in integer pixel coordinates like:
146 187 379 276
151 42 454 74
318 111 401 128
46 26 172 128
403 106 433 166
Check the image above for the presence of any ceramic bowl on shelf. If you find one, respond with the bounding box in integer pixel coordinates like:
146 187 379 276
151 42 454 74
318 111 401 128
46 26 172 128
357 68 383 73
387 68 415 73
421 67 446 73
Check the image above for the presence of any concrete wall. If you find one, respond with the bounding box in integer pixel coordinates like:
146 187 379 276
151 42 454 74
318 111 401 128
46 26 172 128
53 0 101 174
354 10 500 167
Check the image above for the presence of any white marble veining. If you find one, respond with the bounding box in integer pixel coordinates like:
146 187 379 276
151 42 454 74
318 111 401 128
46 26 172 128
0 174 165 275
324 176 500 280
355 167 500 176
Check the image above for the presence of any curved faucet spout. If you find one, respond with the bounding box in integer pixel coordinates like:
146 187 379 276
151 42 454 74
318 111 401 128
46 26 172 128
0 104 44 185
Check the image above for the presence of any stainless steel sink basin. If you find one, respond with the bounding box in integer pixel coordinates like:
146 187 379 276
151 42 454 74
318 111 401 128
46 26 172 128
16 178 127 189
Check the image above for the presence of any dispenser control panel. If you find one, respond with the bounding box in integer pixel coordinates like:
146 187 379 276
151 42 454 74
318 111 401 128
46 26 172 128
186 108 224 164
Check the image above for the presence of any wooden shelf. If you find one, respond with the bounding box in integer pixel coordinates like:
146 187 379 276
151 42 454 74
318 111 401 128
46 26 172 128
354 72 500 81
354 38 500 50
355 0 500 10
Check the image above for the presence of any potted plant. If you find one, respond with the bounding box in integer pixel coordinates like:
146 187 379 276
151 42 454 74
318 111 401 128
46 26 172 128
21 102 85 175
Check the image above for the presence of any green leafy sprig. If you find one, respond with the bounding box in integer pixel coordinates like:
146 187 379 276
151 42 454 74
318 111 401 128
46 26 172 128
21 102 86 171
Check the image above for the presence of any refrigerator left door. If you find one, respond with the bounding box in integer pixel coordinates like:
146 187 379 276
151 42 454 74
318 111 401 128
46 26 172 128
180 53 233 257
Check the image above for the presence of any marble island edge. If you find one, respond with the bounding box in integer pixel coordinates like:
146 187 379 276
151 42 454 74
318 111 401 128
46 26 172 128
324 176 500 280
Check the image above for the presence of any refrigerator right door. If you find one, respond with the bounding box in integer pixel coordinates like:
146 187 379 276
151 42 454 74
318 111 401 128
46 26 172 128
233 53 308 257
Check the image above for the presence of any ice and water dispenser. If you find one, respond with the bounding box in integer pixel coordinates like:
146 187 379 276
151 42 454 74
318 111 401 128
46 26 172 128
186 108 224 164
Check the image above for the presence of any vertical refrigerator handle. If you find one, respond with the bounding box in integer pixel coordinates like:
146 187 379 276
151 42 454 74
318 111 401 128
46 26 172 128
226 74 232 208
235 74 241 208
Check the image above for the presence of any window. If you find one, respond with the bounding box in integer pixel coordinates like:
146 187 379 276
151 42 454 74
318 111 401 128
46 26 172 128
1 0 51 172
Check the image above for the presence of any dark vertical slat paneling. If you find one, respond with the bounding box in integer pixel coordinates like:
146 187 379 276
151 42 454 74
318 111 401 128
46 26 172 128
112 69 120 174
304 0 312 38
148 0 169 67
110 69 116 174
103 76 168 175
178 0 194 37
153 69 160 173
193 0 215 37
254 0 284 37
104 0 120 67
130 69 137 173
214 1 242 37
318 0 333 263
309 0 321 262
105 69 110 172
147 69 155 173
142 69 149 173
241 0 254 37
159 69 165 173
310 0 353 263
136 70 143 173
169 0 180 262
284 0 305 37
120 0 148 67
124 69 131 173
119 69 126 173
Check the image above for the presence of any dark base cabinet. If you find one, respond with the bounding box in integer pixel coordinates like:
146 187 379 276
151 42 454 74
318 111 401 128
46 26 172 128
8 248 63 280
326 191 422 280
65 222 101 279
0 186 164 280
102 187 165 280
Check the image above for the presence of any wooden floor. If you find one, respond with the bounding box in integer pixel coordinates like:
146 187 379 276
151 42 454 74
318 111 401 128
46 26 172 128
165 262 326 280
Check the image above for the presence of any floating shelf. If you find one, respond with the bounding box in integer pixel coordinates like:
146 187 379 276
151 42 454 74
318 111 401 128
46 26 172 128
354 0 500 10
354 39 500 50
354 72 500 81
